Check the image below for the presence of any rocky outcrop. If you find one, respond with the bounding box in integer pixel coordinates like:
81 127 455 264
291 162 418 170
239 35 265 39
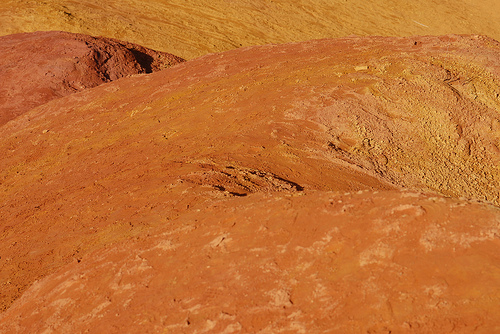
0 31 184 125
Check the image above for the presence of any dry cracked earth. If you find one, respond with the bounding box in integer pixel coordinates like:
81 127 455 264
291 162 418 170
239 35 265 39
1 1 500 333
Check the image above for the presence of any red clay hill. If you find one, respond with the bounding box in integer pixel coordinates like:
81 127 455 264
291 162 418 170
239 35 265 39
1 34 500 332
0 31 184 126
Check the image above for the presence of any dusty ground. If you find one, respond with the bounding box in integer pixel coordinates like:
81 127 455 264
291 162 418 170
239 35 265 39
0 31 183 125
1 35 500 332
1 0 500 59
2 190 500 333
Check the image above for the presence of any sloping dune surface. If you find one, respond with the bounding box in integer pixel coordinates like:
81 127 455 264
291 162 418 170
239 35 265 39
0 31 184 125
1 190 500 333
1 35 500 327
1 0 500 59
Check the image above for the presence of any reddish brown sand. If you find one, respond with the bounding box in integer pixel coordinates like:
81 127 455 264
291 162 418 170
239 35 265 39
2 191 500 333
0 31 184 125
1 35 500 332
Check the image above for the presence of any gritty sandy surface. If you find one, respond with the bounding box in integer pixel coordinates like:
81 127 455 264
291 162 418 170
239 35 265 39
1 35 500 332
1 0 500 59
2 190 500 333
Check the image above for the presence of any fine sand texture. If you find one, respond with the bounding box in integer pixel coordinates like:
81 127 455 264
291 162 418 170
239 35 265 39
1 0 500 59
1 36 500 333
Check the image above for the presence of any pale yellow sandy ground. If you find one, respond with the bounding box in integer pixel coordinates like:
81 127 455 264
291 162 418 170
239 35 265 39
1 0 500 59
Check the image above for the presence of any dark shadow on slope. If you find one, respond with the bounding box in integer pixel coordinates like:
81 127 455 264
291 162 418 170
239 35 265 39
129 48 155 73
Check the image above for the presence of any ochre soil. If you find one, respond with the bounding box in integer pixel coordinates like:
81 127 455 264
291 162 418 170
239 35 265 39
2 190 500 333
0 31 184 125
1 35 500 332
1 0 500 59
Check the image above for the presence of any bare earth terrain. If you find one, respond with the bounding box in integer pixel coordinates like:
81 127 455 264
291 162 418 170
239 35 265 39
1 0 500 59
2 0 500 332
0 31 183 125
1 34 500 332
2 191 500 333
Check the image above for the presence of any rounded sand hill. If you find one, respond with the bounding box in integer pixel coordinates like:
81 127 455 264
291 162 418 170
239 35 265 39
1 35 500 332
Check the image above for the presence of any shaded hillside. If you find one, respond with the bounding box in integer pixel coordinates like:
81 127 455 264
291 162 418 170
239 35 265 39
0 31 184 125
1 0 500 59
1 35 500 331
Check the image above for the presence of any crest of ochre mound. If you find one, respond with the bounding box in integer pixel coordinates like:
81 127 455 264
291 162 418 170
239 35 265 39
1 35 500 332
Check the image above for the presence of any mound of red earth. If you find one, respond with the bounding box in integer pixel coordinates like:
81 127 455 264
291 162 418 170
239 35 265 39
0 31 184 125
2 190 500 333
1 35 500 332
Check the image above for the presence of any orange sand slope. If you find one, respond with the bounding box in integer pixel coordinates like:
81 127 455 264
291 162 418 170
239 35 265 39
1 0 500 59
1 35 500 328
2 190 500 333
